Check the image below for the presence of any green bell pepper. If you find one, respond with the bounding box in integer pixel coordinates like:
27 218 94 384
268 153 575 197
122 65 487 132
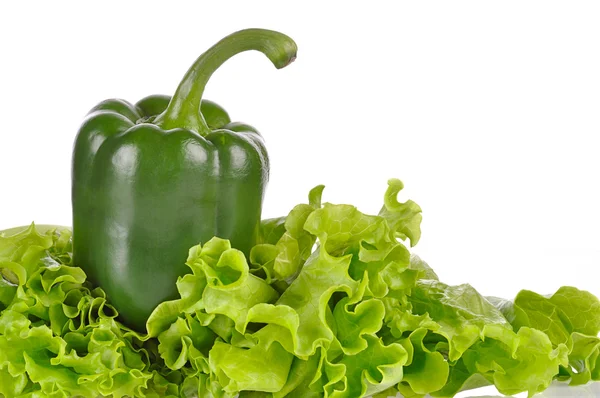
72 29 297 332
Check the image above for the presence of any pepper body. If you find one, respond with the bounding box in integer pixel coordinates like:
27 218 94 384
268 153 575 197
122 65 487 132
71 29 297 331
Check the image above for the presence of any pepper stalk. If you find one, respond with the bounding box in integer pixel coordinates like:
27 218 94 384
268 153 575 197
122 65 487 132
155 28 297 134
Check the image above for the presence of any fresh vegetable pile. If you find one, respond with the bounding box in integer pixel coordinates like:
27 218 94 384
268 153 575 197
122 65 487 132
2 28 599 398
1 180 599 397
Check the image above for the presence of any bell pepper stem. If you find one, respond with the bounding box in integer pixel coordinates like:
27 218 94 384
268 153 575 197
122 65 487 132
155 28 297 134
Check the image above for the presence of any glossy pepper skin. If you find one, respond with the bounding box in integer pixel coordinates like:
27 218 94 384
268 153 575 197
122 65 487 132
72 29 297 332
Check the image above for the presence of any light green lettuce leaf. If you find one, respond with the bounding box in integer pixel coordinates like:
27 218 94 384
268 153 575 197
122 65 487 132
431 326 568 398
142 372 182 398
493 287 600 386
378 179 422 247
323 335 408 397
147 237 239 339
0 224 53 263
565 332 600 385
158 317 206 371
249 244 280 284
0 366 29 397
252 202 398 359
510 290 573 346
0 224 56 309
461 326 568 397
250 185 324 284
148 237 287 393
396 328 449 397
208 339 293 394
403 281 573 397
408 254 438 281
200 244 280 332
258 217 287 246
430 359 492 398
0 226 163 397
271 355 322 398
351 241 411 299
333 298 385 356
258 247 358 358
491 286 600 345
549 287 600 337
407 279 511 362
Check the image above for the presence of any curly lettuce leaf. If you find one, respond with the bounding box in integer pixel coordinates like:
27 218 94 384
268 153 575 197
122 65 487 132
250 185 324 284
566 332 600 385
407 279 511 361
379 178 422 247
333 335 408 397
388 280 570 397
334 298 386 356
0 226 169 397
491 286 600 387
258 217 287 246
208 339 293 394
396 328 449 396
463 326 568 397
430 359 491 398
510 290 573 346
549 287 600 337
0 224 54 309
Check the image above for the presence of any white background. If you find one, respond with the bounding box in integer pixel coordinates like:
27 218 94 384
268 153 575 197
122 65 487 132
1 2 599 397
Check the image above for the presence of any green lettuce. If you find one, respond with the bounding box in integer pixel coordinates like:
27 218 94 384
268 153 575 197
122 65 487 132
1 179 599 397
0 226 156 397
490 286 600 387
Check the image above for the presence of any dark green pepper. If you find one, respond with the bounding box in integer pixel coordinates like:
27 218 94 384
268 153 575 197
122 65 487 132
72 29 297 331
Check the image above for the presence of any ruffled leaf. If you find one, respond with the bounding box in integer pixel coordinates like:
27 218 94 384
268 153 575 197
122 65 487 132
379 179 422 247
